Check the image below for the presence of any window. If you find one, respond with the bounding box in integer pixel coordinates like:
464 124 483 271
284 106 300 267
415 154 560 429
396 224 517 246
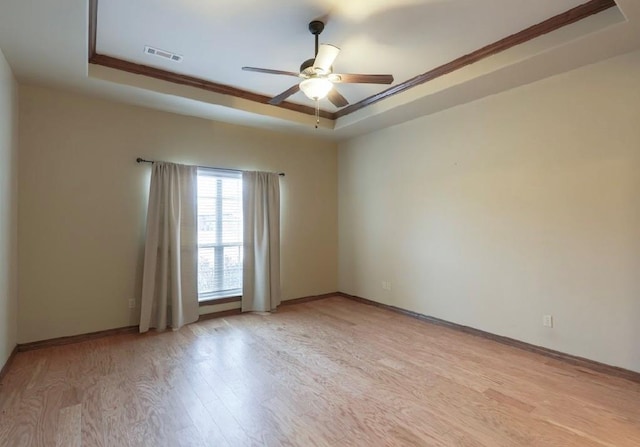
197 168 243 301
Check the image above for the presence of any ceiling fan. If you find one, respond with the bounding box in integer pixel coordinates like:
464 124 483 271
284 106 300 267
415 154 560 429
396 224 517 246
242 20 394 112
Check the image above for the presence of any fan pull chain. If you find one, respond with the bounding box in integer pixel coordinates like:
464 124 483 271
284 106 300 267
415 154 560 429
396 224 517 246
315 100 320 129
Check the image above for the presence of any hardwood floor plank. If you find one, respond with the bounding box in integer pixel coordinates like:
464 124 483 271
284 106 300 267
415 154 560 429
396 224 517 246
56 403 81 447
1 296 639 445
80 380 106 447
483 388 536 413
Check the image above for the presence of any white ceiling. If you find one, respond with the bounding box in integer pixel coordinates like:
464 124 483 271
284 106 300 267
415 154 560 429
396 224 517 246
0 1 639 139
96 0 588 110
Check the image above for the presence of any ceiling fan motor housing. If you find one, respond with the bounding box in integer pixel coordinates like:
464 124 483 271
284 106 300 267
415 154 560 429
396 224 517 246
300 58 319 75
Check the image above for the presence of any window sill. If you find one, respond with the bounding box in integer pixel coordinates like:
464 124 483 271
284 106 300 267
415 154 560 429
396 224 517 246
199 296 242 306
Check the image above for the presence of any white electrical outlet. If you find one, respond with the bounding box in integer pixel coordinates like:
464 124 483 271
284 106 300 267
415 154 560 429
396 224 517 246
128 299 136 309
543 314 553 328
381 281 392 291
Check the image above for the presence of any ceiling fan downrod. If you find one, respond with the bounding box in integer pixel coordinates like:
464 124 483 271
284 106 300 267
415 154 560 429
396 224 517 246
309 20 324 57
300 20 325 74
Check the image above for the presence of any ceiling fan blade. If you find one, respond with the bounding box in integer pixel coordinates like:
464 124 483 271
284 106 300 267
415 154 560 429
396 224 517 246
268 84 301 105
242 67 300 77
328 88 349 108
331 74 394 84
313 44 340 74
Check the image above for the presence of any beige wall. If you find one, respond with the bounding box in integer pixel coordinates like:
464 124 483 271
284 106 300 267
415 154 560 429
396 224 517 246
0 48 18 368
18 86 338 343
339 50 640 372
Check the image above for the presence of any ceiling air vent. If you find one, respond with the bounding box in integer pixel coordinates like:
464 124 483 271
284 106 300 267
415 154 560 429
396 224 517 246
144 46 183 63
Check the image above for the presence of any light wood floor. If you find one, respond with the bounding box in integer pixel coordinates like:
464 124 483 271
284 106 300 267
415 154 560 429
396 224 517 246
1 296 640 446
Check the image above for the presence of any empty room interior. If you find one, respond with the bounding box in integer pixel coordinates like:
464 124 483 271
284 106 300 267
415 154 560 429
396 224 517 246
1 0 640 445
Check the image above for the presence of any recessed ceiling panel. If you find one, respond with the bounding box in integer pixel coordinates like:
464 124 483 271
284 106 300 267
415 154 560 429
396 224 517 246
96 0 590 111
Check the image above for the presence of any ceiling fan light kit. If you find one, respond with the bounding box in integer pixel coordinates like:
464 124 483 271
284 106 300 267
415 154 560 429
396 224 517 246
300 77 333 101
242 19 394 128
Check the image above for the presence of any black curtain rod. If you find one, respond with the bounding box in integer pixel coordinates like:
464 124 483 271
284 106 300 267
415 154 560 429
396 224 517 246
136 158 285 177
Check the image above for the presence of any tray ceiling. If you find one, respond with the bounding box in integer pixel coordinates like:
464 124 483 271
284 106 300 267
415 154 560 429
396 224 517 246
95 0 591 112
0 0 638 138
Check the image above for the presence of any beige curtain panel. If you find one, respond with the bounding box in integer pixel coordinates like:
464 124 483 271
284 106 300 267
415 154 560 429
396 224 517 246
139 162 199 332
242 171 281 312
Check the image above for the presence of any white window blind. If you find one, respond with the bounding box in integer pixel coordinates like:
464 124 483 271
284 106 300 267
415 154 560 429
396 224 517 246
197 168 243 300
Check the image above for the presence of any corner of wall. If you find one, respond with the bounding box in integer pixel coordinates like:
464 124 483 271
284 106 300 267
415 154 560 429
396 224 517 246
0 46 19 371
